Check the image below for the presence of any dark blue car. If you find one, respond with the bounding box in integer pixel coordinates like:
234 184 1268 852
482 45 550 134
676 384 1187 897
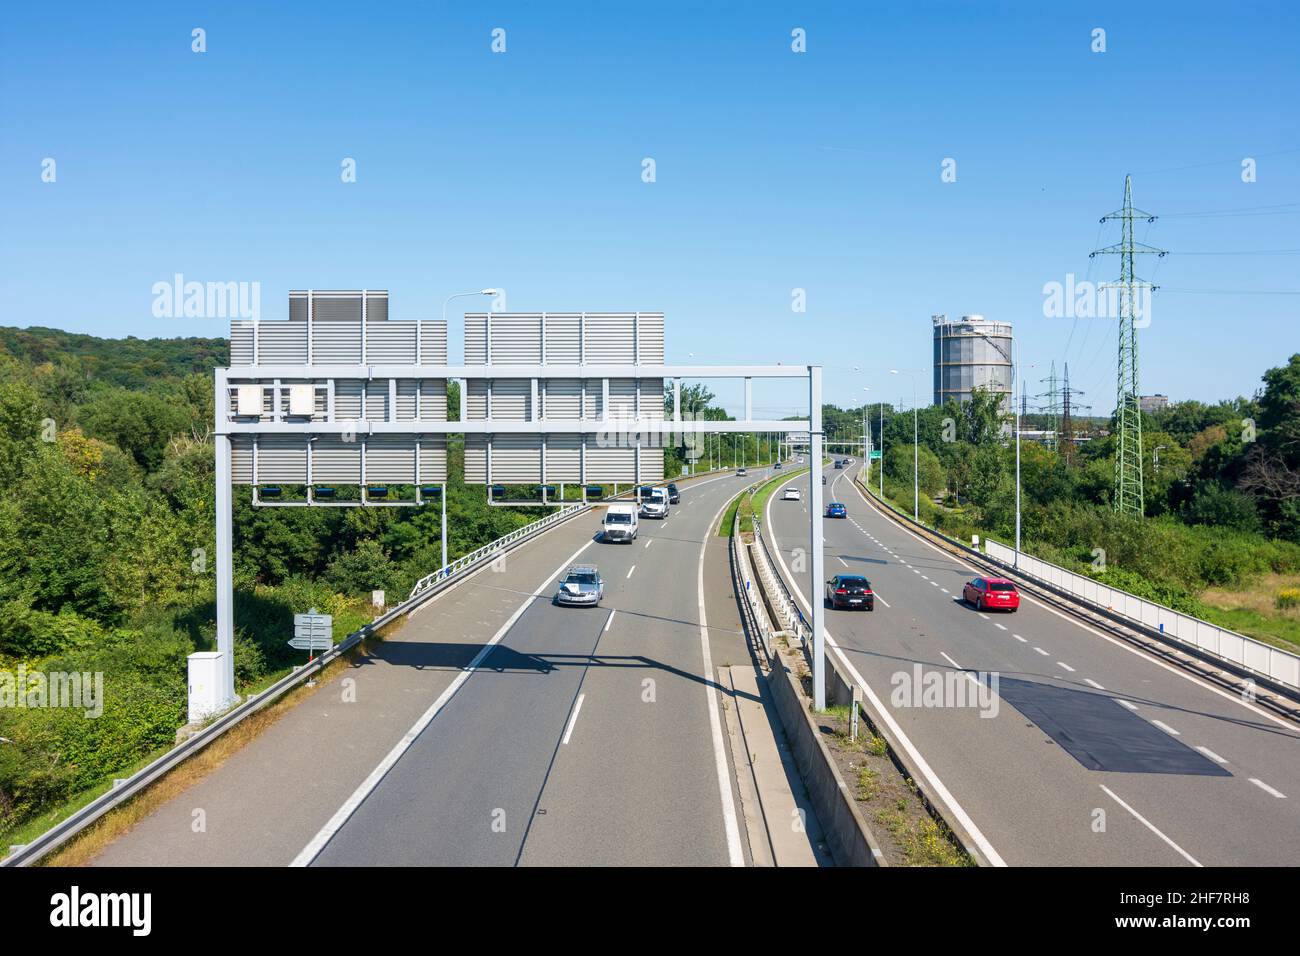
825 502 847 518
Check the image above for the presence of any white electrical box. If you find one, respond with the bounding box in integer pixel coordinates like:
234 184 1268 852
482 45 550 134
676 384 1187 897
236 385 263 416
187 652 225 724
288 384 315 416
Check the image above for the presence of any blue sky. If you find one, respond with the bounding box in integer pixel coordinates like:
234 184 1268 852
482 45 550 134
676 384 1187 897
1 1 1296 416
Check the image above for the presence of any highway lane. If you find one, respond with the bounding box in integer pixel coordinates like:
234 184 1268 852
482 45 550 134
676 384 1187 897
308 467 772 866
90 466 769 866
764 461 1300 866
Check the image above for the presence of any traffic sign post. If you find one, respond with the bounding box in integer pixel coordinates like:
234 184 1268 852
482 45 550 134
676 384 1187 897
291 609 333 663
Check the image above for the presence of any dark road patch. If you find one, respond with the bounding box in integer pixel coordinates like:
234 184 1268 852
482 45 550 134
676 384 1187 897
998 678 1232 776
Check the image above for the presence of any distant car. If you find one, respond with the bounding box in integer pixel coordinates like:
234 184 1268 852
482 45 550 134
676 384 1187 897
737 467 748 476
667 482 680 504
822 475 827 485
555 566 604 606
773 461 783 469
963 576 1020 612
782 487 801 501
825 502 847 518
825 574 874 610
833 460 843 469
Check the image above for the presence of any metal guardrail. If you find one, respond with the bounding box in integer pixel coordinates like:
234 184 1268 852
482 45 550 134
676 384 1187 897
731 509 774 660
849 466 1300 705
3 499 594 868
982 537 1300 692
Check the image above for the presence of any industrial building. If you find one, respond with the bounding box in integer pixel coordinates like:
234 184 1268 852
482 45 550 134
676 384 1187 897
932 313 1014 414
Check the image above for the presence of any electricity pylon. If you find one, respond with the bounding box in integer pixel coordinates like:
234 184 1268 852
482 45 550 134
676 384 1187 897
1089 175 1166 518
1039 362 1060 452
1059 363 1085 467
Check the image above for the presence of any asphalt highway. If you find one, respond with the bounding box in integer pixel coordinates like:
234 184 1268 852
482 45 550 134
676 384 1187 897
763 461 1300 866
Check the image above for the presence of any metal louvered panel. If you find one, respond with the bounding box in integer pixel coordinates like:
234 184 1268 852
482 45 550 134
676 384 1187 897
490 379 530 421
489 314 543 364
490 435 543 483
465 315 487 364
313 436 362 482
231 321 254 365
418 437 447 483
584 442 638 483
637 313 665 363
544 379 581 420
367 322 416 363
464 435 487 483
417 379 447 421
257 436 309 482
366 436 417 482
395 380 418 420
584 313 637 364
289 295 308 324
465 380 488 419
230 436 254 483
365 380 388 421
260 323 308 364
312 294 362 324
545 314 581 363
545 433 581 481
641 380 665 419
420 321 448 364
583 382 602 419
334 380 364 419
315 318 361 363
607 379 637 418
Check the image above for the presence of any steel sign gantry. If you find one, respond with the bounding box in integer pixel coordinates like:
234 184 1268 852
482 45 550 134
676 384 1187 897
209 294 825 714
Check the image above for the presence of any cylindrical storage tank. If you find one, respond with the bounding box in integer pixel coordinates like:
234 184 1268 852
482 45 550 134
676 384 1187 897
932 314 1013 413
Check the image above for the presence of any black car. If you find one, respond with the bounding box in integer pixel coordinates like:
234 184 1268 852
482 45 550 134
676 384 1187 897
833 460 843 469
824 574 874 610
774 461 783 469
667 482 680 504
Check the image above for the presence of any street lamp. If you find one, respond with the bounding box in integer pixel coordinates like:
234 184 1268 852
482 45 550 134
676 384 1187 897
439 289 498 578
890 369 921 520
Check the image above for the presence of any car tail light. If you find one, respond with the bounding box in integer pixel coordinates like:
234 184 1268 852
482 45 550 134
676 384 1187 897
836 588 847 594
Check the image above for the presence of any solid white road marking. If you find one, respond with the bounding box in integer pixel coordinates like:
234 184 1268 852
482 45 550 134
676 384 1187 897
764 477 1006 867
1249 778 1286 798
561 693 586 745
604 609 616 632
699 489 747 867
1195 745 1227 764
290 537 597 867
1151 719 1181 736
1100 785 1202 867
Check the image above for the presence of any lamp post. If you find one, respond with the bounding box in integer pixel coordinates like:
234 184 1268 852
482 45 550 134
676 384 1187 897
440 289 498 576
890 369 921 520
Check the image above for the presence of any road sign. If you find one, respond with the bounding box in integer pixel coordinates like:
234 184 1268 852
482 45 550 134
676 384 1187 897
870 450 882 460
288 635 333 651
293 609 332 645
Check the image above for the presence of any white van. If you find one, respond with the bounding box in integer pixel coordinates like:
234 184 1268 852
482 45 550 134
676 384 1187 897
602 503 639 543
639 487 670 519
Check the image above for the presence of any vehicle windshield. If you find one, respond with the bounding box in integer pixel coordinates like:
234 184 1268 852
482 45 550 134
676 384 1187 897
565 571 599 585
606 513 632 524
842 577 869 588
989 582 1017 592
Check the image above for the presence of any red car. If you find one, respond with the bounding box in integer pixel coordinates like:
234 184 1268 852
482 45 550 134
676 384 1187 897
963 576 1020 612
